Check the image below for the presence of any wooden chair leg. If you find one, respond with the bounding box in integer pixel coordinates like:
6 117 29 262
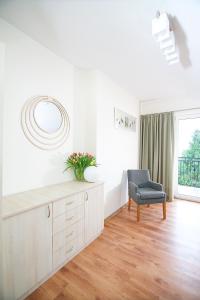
162 201 166 220
137 204 140 222
128 198 131 211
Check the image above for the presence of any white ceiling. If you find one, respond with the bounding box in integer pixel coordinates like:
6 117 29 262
0 0 200 102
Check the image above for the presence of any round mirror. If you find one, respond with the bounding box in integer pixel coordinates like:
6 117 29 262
34 101 62 133
21 96 70 150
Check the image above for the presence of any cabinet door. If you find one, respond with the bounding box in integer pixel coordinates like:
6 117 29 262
3 204 52 300
84 185 104 244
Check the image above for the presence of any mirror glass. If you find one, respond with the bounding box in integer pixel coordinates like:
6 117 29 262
34 101 62 133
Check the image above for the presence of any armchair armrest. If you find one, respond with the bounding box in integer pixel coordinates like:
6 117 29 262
128 181 138 199
148 180 163 191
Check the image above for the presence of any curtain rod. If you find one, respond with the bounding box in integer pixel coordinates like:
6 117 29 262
141 107 200 116
173 107 200 113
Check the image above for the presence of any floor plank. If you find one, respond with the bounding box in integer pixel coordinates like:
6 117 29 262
27 200 200 300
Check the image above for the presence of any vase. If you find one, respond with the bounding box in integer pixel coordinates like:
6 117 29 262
84 166 98 182
74 168 85 181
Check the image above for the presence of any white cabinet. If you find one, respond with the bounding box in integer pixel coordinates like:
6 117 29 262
3 204 52 300
2 181 104 300
84 185 104 244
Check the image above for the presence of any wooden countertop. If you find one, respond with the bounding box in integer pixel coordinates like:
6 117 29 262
2 181 103 219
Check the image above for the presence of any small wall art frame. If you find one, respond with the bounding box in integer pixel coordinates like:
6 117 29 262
114 108 136 132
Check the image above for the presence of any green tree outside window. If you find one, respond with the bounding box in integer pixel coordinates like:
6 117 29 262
178 130 200 188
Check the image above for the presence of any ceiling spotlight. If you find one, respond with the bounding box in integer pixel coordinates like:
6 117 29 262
159 31 175 49
162 45 175 55
152 11 179 65
165 52 178 61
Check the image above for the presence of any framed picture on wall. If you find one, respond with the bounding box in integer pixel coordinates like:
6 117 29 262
114 108 136 132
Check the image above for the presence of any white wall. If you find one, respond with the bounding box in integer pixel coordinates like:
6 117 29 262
0 41 5 299
95 72 139 218
74 70 97 154
0 41 5 211
140 98 200 115
0 19 75 196
74 70 139 218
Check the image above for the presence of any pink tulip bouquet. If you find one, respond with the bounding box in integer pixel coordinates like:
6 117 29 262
65 152 97 181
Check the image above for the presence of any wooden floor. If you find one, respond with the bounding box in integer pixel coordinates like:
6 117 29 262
27 200 200 300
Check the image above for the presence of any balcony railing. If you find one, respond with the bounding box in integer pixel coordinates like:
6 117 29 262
178 157 200 188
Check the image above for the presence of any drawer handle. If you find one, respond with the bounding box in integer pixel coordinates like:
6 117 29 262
47 205 51 218
66 201 73 206
66 246 74 254
66 216 74 221
85 192 88 201
66 231 74 238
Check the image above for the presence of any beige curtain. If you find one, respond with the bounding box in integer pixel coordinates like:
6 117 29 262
139 112 174 201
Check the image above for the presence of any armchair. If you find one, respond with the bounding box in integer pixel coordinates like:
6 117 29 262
127 170 166 221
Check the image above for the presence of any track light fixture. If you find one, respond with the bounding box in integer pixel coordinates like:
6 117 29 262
152 11 179 65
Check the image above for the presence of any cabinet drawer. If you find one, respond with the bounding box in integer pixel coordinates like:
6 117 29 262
53 205 84 235
53 219 84 252
53 234 84 269
53 193 84 218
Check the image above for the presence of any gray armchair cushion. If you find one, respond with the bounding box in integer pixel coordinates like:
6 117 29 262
138 181 163 191
137 187 165 199
137 197 166 205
